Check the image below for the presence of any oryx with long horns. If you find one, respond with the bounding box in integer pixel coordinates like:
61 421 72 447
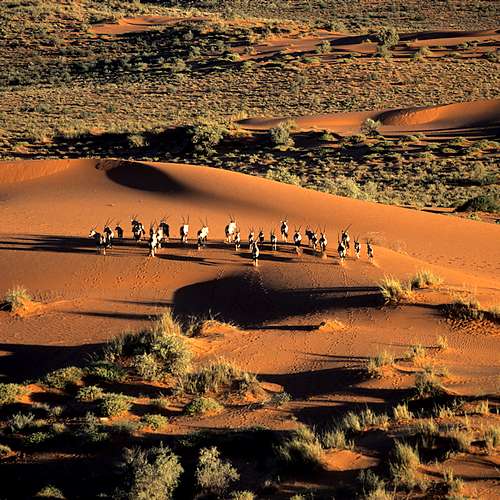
280 218 289 243
293 226 302 254
158 216 170 244
131 215 145 243
354 236 361 259
197 217 209 250
225 215 237 244
180 216 189 244
367 239 374 260
337 233 347 263
270 228 278 251
114 222 124 240
234 229 241 251
89 227 106 255
248 228 255 247
319 227 328 257
251 241 260 267
341 225 351 255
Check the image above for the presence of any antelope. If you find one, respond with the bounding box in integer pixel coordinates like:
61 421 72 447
354 237 361 259
258 228 265 246
131 216 145 243
197 218 209 250
319 228 328 256
114 222 124 240
337 234 347 262
234 230 241 251
103 219 114 248
280 218 289 243
311 229 319 252
225 215 237 244
248 228 255 247
341 225 351 254
305 227 314 247
251 241 260 267
293 226 302 254
148 227 159 257
180 216 189 244
159 216 170 243
270 229 278 251
89 228 106 255
367 240 374 260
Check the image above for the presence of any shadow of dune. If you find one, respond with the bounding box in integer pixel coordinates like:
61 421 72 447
173 275 382 325
0 342 103 382
101 160 186 194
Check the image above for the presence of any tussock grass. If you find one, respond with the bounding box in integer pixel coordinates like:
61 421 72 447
393 403 413 422
415 371 445 397
410 269 443 289
3 286 32 313
436 335 448 351
321 428 353 450
367 350 394 377
44 366 84 390
442 296 484 321
442 469 464 496
275 425 324 470
389 441 423 490
404 344 427 362
379 276 413 304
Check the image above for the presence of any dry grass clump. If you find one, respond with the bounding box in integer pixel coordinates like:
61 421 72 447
436 335 448 351
190 318 241 337
2 285 36 315
442 469 464 497
389 441 424 491
99 393 132 418
44 366 85 390
393 403 413 422
358 469 393 500
442 296 484 321
482 425 500 452
178 359 260 397
410 270 443 289
444 427 473 453
415 371 445 398
195 446 239 496
321 428 353 450
404 344 427 363
140 414 169 431
379 277 413 304
274 424 324 470
367 350 395 377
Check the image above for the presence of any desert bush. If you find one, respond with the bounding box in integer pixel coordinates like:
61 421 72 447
134 352 164 381
267 391 292 407
389 441 422 490
0 383 26 405
436 335 448 351
3 285 31 312
86 361 127 383
379 276 412 304
358 469 393 499
275 425 323 469
269 120 295 147
9 412 35 432
140 413 169 431
25 430 52 446
374 27 399 48
44 366 84 390
367 350 394 377
415 371 444 397
393 403 413 422
444 427 472 452
229 491 255 500
316 40 331 54
410 270 443 289
188 120 226 155
184 396 224 416
195 446 239 495
99 393 132 417
265 166 301 186
442 297 484 320
78 412 109 444
35 485 65 498
0 444 12 457
119 445 183 500
361 118 381 137
179 359 259 396
456 194 499 212
76 385 104 402
405 344 427 362
128 133 145 148
321 428 352 450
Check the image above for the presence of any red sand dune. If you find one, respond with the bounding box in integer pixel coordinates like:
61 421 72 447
0 159 498 397
238 98 500 135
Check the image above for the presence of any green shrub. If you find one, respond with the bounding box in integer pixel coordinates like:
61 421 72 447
389 441 421 490
410 270 443 289
78 412 109 444
86 361 127 383
184 396 224 416
134 353 164 381
25 431 52 447
35 485 65 498
188 121 226 155
374 27 399 48
76 385 104 402
275 425 323 470
195 446 239 495
265 166 301 186
361 118 382 137
179 360 259 396
119 445 183 500
99 393 132 417
3 286 31 312
0 383 26 405
269 120 295 147
456 194 499 212
140 414 169 431
44 366 84 390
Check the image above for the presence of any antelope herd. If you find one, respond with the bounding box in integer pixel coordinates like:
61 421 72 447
88 215 375 266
